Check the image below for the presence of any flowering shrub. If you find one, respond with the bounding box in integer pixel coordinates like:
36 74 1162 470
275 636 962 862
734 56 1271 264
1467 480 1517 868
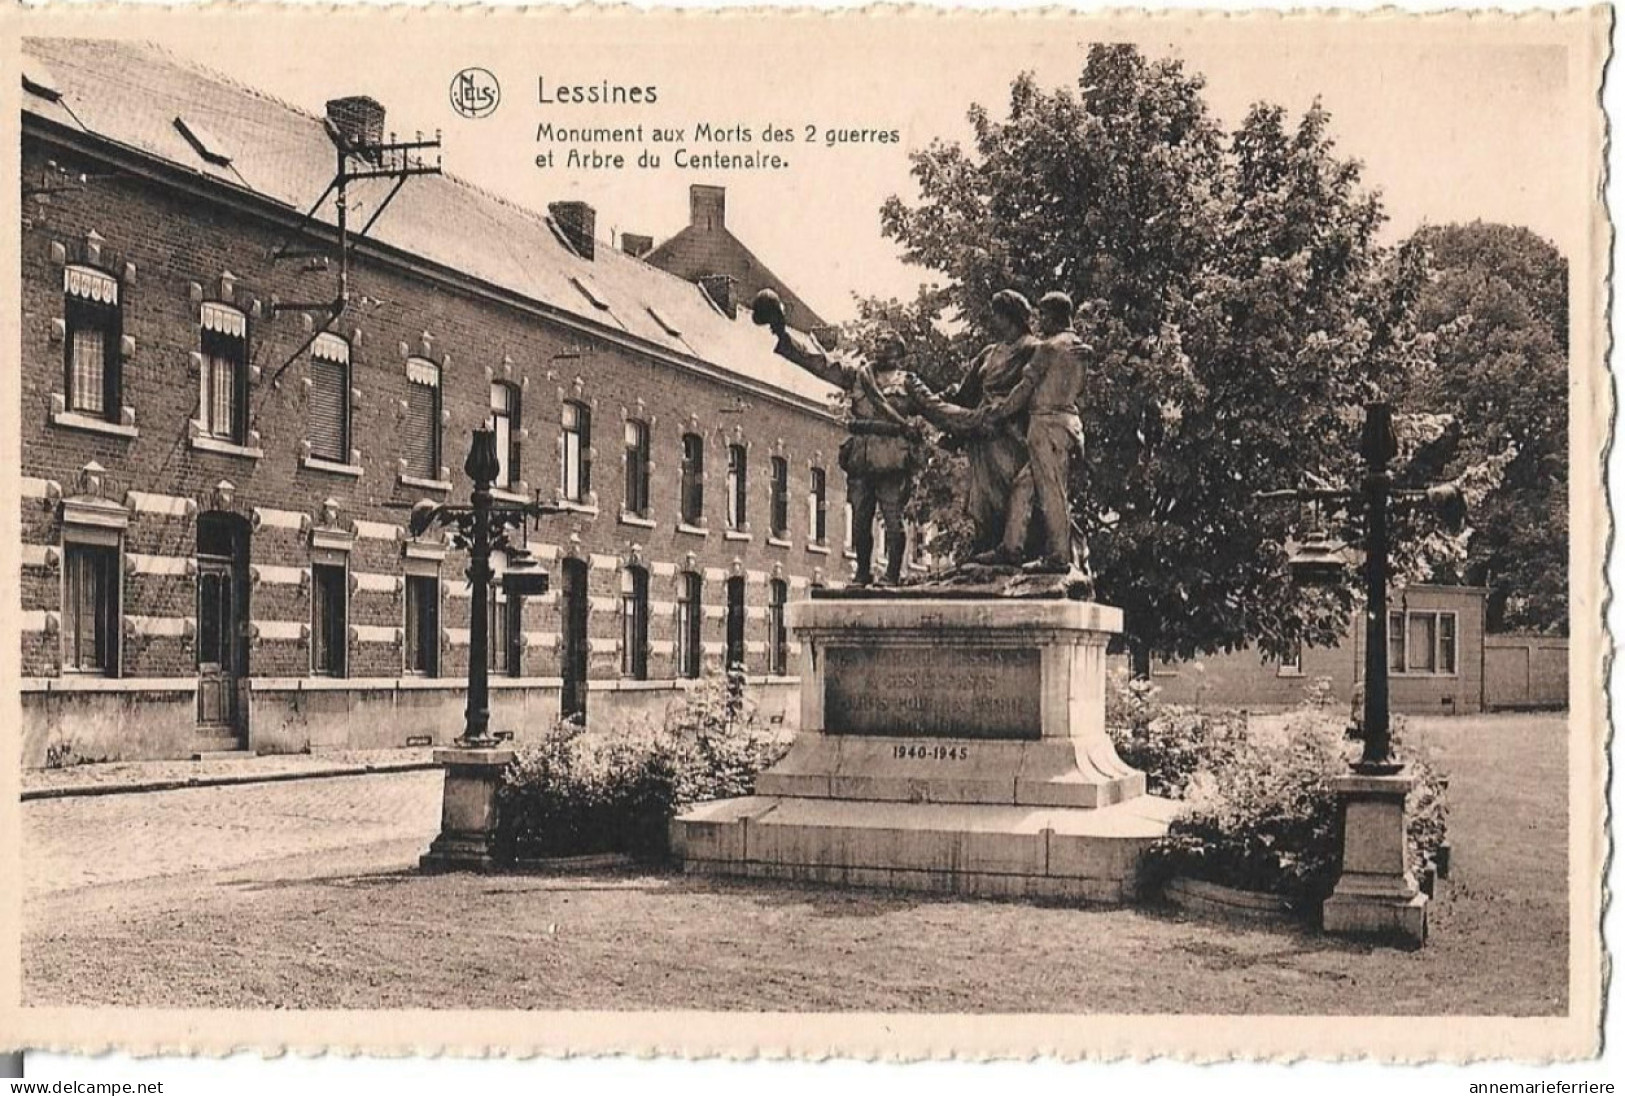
495 668 792 863
1125 676 1449 915
1105 671 1247 798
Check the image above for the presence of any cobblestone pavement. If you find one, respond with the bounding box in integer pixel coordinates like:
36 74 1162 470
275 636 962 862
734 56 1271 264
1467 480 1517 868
24 770 444 899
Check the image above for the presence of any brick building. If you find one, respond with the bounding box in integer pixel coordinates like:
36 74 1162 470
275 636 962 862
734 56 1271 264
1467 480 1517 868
18 39 854 766
644 184 829 333
1119 584 1500 715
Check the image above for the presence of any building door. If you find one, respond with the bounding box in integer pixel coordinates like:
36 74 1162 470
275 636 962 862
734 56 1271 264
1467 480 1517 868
196 513 249 743
559 558 589 722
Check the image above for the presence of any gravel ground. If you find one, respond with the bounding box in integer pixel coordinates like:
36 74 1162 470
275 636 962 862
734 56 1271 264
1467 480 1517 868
21 714 1570 1014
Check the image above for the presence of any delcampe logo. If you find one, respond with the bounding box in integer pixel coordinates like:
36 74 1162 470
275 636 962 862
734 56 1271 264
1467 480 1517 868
449 67 501 119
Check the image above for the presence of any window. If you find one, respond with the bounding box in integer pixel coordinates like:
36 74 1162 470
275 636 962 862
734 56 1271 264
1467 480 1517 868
491 382 520 489
63 265 120 420
561 400 591 503
726 444 748 530
770 457 790 539
307 334 350 463
809 467 828 544
844 501 855 552
1388 609 1459 676
676 572 703 679
620 567 649 679
1277 642 1303 678
680 433 705 525
311 563 347 677
63 542 119 674
560 558 590 721
404 357 441 480
768 579 789 676
623 419 651 517
200 303 247 443
489 588 523 677
725 576 746 669
405 574 440 676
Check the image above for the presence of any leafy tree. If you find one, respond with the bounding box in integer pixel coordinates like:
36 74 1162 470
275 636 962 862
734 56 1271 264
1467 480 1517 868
1399 222 1568 634
873 44 1434 674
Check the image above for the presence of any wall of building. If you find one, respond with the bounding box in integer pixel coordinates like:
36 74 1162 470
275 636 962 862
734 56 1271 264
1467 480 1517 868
1484 633 1570 710
1111 585 1492 715
20 133 843 765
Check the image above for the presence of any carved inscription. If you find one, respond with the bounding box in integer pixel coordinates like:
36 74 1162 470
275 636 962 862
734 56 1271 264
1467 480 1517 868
824 646 1042 740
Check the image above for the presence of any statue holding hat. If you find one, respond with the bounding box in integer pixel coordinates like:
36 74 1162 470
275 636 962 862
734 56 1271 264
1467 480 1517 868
752 289 929 587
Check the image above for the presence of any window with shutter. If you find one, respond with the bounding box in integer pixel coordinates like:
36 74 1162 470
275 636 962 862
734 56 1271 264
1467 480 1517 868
199 303 247 443
63 266 120 419
405 358 440 480
308 335 350 463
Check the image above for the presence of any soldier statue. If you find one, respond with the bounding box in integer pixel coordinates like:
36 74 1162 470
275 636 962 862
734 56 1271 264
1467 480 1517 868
751 289 926 587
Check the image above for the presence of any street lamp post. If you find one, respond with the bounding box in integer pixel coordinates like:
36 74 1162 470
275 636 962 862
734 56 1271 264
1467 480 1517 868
1259 400 1462 945
418 427 558 871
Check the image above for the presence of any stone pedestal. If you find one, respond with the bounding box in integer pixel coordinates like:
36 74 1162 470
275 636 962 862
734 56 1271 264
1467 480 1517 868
419 746 515 873
1321 769 1428 946
672 595 1171 904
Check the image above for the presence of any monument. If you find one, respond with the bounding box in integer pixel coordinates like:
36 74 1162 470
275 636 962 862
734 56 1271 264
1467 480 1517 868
670 291 1175 903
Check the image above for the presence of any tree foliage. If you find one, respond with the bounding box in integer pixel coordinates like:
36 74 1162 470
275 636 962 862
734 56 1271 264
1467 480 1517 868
873 44 1434 669
1398 222 1568 634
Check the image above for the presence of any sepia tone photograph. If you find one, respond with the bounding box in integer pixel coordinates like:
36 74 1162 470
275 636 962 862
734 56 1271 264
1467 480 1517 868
0 3 1608 1062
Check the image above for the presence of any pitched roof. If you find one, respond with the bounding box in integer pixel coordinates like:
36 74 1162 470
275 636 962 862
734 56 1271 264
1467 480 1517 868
20 37 841 411
646 223 830 332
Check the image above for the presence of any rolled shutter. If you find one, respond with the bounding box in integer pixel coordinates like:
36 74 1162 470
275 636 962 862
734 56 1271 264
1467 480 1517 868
308 353 348 462
405 380 437 478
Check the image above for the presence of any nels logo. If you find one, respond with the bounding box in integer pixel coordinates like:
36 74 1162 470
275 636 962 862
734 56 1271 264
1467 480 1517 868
449 67 501 119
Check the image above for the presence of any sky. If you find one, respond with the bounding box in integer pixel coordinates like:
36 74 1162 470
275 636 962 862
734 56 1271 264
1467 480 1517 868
123 10 1592 324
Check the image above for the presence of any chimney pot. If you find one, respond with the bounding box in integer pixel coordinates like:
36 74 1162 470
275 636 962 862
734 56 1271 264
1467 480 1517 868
549 201 597 260
699 273 736 318
325 96 387 152
621 233 655 260
689 184 726 231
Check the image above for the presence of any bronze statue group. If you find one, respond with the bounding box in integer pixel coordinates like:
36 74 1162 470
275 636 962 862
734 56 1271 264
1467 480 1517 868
752 287 1090 589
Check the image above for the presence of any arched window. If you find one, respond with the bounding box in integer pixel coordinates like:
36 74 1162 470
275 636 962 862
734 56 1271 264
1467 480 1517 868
726 444 748 531
808 467 828 545
680 433 705 525
490 381 521 489
620 566 650 680
770 456 790 539
623 419 651 517
768 579 789 676
676 571 703 679
561 400 591 503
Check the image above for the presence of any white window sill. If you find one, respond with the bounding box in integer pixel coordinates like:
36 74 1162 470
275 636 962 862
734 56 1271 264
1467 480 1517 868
618 512 657 529
399 473 452 492
557 499 599 517
724 529 752 543
767 536 792 549
677 522 709 537
490 487 530 504
190 435 264 460
807 542 831 555
1389 670 1460 679
51 409 138 439
843 549 858 560
301 455 363 478
1276 668 1306 679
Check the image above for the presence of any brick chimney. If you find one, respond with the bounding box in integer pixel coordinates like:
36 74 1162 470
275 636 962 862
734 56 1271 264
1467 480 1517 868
621 233 654 259
689 185 726 231
549 201 597 260
699 273 736 318
325 96 386 151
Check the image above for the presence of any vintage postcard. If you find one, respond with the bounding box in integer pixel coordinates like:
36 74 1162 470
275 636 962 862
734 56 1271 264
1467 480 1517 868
0 2 1609 1063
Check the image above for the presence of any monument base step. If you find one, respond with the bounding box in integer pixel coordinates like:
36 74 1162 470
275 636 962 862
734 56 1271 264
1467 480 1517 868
672 794 1178 906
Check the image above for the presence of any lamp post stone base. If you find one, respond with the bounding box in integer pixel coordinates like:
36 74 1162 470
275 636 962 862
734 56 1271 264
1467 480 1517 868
419 746 515 873
1321 768 1428 947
